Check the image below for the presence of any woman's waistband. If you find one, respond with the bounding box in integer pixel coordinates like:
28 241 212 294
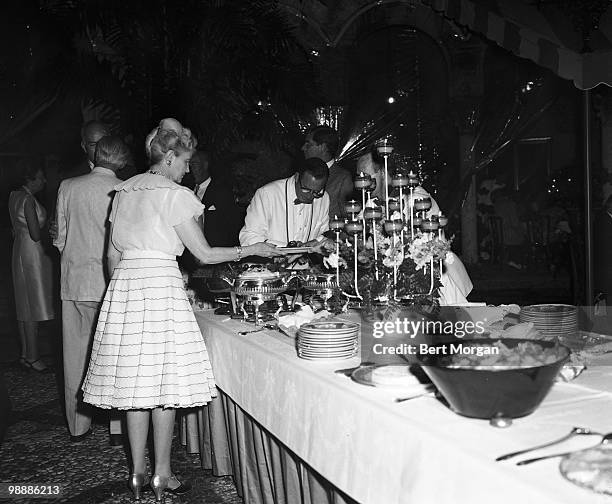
120 250 176 260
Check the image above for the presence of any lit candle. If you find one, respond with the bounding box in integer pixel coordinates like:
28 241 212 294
437 211 448 239
364 206 383 220
420 218 439 232
408 171 420 188
414 198 432 212
345 221 364 234
376 138 394 219
408 186 414 239
388 198 401 212
330 215 345 231
384 219 403 234
376 138 394 155
355 174 370 244
391 173 409 187
344 199 362 215
330 216 344 287
354 172 372 189
366 208 382 279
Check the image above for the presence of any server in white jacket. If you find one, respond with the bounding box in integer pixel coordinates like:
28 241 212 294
54 133 128 444
239 158 331 248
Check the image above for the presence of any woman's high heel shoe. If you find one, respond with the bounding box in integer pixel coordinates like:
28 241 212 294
150 474 191 502
128 473 146 501
150 475 167 503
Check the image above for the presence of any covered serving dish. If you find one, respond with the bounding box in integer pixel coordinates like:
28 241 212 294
226 265 296 296
223 265 299 323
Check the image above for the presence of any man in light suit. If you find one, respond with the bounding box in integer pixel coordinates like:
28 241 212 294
54 134 129 444
302 125 353 219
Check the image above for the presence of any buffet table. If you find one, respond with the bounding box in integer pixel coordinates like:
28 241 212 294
184 309 612 504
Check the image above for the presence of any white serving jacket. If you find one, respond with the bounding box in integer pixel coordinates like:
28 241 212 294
239 174 330 247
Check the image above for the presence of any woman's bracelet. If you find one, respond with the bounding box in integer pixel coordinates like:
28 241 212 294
234 245 243 262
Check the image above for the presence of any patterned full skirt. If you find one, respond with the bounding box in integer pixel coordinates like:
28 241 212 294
82 250 217 410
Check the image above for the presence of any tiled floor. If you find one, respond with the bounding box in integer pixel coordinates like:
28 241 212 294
0 362 242 504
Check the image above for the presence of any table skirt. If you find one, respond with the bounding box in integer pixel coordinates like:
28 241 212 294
180 390 356 504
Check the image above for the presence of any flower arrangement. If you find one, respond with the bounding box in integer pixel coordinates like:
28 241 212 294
315 146 454 312
319 216 451 310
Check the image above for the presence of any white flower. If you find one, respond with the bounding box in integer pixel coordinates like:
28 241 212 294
445 251 455 264
324 253 341 269
407 236 435 270
383 243 404 267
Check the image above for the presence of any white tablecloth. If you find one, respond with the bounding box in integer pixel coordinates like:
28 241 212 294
194 309 612 504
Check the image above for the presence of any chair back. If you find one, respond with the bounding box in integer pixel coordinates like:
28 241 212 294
485 215 504 263
525 216 552 264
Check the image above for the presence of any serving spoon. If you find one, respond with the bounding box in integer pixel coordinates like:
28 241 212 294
516 432 612 466
496 426 599 461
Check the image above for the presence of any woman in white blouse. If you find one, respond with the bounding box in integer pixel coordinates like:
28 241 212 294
82 123 284 501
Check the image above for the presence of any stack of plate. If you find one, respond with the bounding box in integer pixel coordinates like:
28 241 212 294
297 321 359 361
519 304 578 341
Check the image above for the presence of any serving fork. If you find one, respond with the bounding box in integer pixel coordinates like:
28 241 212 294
495 426 600 462
516 432 612 465
334 362 374 377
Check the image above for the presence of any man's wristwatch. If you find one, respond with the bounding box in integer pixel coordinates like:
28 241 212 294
234 246 243 262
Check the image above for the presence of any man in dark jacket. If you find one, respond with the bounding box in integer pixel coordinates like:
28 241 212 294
191 151 242 247
301 125 353 219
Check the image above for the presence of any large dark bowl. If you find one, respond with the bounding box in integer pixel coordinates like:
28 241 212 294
418 338 570 420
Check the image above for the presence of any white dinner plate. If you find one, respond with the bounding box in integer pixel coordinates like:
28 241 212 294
298 352 356 361
298 341 357 350
277 247 312 253
299 336 358 343
300 321 360 333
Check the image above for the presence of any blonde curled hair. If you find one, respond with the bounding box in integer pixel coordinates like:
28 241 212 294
145 118 197 163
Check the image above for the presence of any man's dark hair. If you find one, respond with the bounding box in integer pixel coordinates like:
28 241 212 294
307 125 339 158
191 150 210 167
297 157 329 180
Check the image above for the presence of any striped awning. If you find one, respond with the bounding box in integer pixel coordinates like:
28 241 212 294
422 0 612 90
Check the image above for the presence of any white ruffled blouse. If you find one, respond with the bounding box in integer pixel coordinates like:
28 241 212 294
109 172 204 256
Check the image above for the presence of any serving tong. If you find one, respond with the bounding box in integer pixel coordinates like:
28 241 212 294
495 426 601 462
516 432 612 465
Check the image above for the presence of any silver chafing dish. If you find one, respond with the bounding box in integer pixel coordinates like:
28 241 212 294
300 273 345 312
223 266 298 323
301 273 338 290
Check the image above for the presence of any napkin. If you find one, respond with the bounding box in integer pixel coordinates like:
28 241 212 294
278 306 332 338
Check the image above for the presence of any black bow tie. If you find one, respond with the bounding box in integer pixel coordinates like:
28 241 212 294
294 198 308 205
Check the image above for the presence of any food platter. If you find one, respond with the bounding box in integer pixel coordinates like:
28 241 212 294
560 444 612 496
351 365 430 394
